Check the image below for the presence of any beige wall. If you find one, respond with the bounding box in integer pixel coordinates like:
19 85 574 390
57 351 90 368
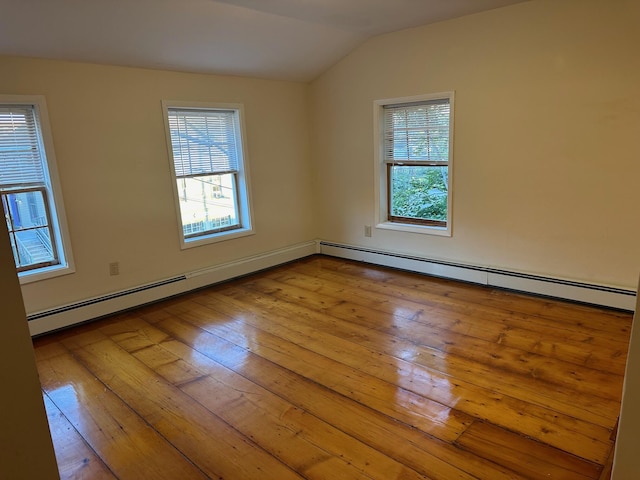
310 0 640 289
0 215 58 478
0 56 315 313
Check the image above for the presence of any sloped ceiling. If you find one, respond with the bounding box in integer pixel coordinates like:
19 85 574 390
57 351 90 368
0 0 528 81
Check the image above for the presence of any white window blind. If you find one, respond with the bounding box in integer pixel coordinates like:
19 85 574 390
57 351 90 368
0 105 46 187
383 99 450 163
167 108 239 177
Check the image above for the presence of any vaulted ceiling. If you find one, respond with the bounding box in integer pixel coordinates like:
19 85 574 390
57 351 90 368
0 0 528 81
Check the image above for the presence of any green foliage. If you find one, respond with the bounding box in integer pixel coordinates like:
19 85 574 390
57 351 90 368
391 166 447 221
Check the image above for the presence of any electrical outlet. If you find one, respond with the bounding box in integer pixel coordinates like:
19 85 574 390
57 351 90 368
364 225 372 237
109 262 120 276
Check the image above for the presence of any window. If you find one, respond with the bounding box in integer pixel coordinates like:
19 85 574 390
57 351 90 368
0 96 74 282
374 93 454 236
163 102 253 247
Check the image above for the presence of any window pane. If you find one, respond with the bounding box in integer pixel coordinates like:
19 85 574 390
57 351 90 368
5 190 48 228
177 173 239 237
390 165 448 222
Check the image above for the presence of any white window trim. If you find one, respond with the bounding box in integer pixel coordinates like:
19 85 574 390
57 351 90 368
373 92 454 237
161 100 254 249
0 94 75 284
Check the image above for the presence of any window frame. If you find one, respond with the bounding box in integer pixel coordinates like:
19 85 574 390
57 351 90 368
0 95 75 283
162 101 254 249
373 92 454 237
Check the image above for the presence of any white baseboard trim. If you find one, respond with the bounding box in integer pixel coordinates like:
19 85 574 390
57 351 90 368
28 238 634 336
319 241 636 311
28 241 318 336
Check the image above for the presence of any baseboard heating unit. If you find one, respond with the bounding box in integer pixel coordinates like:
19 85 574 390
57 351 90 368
27 240 635 336
319 241 636 312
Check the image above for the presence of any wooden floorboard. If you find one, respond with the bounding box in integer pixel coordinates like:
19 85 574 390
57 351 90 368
33 255 632 480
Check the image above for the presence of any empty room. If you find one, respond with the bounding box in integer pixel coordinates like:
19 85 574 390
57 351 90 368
1 0 639 478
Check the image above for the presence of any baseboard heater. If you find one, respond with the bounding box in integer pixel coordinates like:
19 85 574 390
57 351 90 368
27 275 189 336
319 241 636 311
26 240 634 336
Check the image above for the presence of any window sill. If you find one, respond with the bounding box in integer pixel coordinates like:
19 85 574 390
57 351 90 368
181 226 255 249
18 263 75 285
376 221 451 237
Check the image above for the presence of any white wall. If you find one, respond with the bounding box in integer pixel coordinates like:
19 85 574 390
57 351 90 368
310 0 640 290
0 56 315 315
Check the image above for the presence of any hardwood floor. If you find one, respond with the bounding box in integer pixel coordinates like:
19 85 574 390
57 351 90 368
33 255 633 479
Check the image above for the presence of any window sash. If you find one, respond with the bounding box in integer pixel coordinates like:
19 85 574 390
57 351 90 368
179 172 241 238
167 108 240 177
0 104 60 272
386 163 448 227
383 99 450 165
0 105 47 187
